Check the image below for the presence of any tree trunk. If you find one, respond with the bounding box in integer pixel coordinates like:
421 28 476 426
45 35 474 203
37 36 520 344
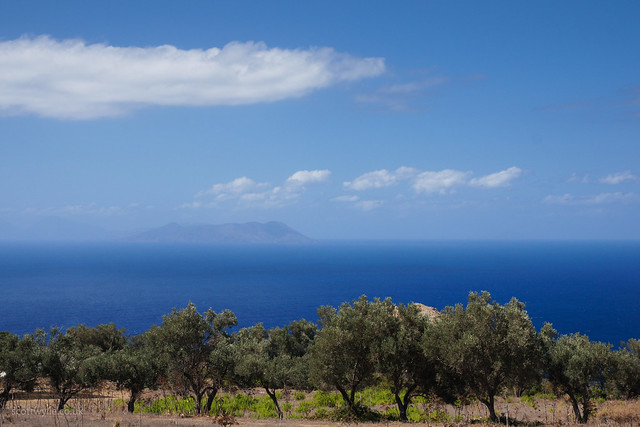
394 393 410 422
336 386 358 414
0 386 11 410
194 391 204 414
127 388 139 413
58 395 71 411
580 393 591 423
205 388 218 414
480 395 498 423
265 388 283 419
567 391 584 423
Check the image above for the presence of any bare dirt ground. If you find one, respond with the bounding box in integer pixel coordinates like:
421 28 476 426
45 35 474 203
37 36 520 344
1 410 638 427
1 385 638 426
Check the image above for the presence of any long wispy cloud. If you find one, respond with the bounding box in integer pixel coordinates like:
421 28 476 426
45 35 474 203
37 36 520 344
468 166 522 188
599 170 638 185
355 75 449 112
344 166 522 195
343 167 418 190
543 192 637 205
187 169 331 209
17 202 137 217
0 36 385 119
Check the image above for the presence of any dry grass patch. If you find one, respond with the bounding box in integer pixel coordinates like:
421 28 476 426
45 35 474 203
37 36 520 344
597 399 640 424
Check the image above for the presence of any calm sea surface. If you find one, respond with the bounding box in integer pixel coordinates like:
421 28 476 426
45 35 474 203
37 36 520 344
0 241 638 345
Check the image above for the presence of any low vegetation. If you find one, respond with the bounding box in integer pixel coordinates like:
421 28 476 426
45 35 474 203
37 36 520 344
1 292 639 425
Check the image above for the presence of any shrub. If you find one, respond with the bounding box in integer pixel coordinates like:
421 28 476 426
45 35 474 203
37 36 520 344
312 407 329 419
210 393 257 417
141 395 196 415
521 394 538 409
295 400 314 417
362 387 395 405
252 395 278 418
427 408 451 422
312 390 341 408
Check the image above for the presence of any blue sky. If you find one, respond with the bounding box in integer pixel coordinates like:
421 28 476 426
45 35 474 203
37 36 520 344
1 1 639 239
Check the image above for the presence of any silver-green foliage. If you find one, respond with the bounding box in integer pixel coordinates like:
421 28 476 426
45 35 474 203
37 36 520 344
542 325 613 423
431 291 543 422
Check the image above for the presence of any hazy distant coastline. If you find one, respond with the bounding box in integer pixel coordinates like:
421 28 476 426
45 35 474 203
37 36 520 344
126 221 313 244
0 218 312 244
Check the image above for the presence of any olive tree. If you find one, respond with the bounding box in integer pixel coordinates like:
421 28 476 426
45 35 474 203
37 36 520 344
375 302 436 421
0 332 39 409
39 324 124 411
433 292 542 422
610 339 640 398
101 332 163 412
308 296 390 416
234 320 316 419
542 325 613 423
148 302 237 414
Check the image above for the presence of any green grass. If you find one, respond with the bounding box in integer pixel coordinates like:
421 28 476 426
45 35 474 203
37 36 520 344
133 387 441 422
295 400 315 417
311 390 341 408
521 394 538 409
136 395 196 415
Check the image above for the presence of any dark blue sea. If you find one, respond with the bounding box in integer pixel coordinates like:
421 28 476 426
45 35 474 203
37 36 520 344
0 241 638 345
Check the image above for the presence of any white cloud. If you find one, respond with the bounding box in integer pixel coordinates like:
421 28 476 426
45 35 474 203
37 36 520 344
344 166 520 195
0 36 385 119
599 171 638 184
344 169 396 190
378 77 449 95
332 195 360 202
413 169 470 194
285 169 331 186
180 201 202 209
469 167 522 188
568 173 590 183
195 177 269 200
355 75 449 112
21 202 129 216
190 169 331 208
543 192 637 205
344 167 419 191
356 200 384 211
395 166 421 179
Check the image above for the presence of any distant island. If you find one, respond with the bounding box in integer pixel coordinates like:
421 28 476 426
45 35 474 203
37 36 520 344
127 221 313 244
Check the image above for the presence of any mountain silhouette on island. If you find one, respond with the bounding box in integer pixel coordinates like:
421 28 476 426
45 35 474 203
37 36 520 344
127 221 313 244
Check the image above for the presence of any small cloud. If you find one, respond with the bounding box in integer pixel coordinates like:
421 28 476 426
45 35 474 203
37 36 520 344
395 166 421 179
355 74 449 112
344 167 418 191
599 171 637 185
469 167 522 188
180 201 202 209
20 203 128 216
285 169 331 186
543 194 574 205
378 77 449 95
413 169 470 194
195 177 269 200
190 169 331 209
344 169 397 190
332 195 359 202
543 192 637 205
568 173 590 184
355 200 384 211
